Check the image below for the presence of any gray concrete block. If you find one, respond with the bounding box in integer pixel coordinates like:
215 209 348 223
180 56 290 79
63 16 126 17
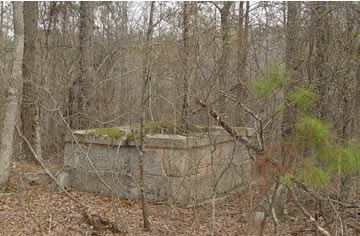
63 125 254 206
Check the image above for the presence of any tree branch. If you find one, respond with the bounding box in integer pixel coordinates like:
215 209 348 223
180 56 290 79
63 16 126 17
196 98 263 153
288 186 331 236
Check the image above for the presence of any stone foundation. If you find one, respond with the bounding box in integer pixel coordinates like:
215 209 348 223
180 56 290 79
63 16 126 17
62 125 254 206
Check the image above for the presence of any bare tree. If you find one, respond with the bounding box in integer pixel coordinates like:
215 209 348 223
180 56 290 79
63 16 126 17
181 1 190 129
237 1 250 77
21 1 41 159
138 2 155 230
0 1 24 190
311 2 330 119
68 1 95 129
216 2 233 116
281 1 301 159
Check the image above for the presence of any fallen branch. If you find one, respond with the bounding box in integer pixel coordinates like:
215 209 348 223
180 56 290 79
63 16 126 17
287 186 331 236
296 180 360 209
16 125 125 233
16 125 88 208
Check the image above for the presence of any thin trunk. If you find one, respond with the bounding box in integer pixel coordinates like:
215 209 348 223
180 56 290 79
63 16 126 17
338 9 356 236
0 1 4 72
138 2 155 230
278 1 301 218
235 1 250 126
217 2 233 116
114 1 128 117
0 1 3 51
237 1 249 77
45 2 57 48
0 1 24 190
181 1 190 129
21 2 41 159
142 2 155 122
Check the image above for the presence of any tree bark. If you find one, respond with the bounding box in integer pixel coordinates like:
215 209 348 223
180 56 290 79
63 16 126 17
138 2 155 230
181 1 190 129
0 1 24 190
311 2 329 119
278 1 301 218
217 2 233 116
114 2 129 116
338 9 357 236
281 2 301 144
69 1 95 129
0 1 3 54
237 1 249 77
21 1 41 160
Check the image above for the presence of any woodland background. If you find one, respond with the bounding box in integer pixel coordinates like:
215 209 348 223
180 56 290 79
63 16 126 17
1 1 360 235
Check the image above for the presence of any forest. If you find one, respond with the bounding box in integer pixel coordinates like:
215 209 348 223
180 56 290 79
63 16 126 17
1 1 360 235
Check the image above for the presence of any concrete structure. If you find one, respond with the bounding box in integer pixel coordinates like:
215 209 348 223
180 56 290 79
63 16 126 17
62 125 254 206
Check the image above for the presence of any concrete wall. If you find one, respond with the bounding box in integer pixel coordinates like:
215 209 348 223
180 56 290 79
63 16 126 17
62 126 254 206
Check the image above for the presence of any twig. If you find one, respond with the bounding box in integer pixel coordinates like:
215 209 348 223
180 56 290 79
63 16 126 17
48 214 52 235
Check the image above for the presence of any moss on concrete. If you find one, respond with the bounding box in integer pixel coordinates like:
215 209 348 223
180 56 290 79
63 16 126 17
84 122 221 141
87 128 127 140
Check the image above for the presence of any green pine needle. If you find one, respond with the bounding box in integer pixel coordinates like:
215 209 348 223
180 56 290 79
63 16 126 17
296 116 331 145
250 63 288 98
289 86 317 112
297 160 330 189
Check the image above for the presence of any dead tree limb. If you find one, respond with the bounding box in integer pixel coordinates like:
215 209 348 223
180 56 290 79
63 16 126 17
218 91 265 150
288 186 331 236
15 125 89 208
196 98 263 153
17 125 125 233
296 180 360 209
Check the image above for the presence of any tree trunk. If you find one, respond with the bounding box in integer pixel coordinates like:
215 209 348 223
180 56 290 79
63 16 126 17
69 1 94 129
278 1 301 218
114 1 129 117
21 1 41 160
181 1 190 129
217 2 233 116
237 1 249 77
0 1 24 190
138 2 155 230
338 9 356 236
281 2 301 142
312 2 329 119
0 1 3 54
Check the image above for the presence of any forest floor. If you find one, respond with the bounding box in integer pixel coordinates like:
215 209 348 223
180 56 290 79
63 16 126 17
0 160 359 236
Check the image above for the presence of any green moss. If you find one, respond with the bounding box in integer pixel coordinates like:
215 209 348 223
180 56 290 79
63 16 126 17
87 128 127 140
131 121 205 136
124 132 140 142
84 122 217 142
